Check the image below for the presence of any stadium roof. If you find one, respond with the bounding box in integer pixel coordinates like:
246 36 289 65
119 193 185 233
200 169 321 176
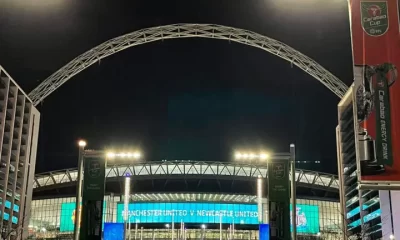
129 193 258 203
33 161 339 193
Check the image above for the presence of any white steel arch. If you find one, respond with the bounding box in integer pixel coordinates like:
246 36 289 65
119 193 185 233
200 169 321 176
28 23 349 105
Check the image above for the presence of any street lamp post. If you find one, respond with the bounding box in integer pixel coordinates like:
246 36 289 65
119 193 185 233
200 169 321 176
73 140 86 240
124 176 131 240
129 217 132 240
219 214 222 240
201 224 206 240
232 219 235 240
290 144 297 240
135 221 138 240
172 213 174 240
257 175 263 224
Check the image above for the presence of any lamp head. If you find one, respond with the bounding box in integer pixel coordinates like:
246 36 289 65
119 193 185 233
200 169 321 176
78 140 87 147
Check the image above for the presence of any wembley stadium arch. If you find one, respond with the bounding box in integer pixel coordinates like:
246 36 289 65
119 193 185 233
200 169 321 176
27 23 349 104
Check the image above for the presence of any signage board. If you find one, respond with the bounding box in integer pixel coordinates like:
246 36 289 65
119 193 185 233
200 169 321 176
268 160 290 202
268 160 290 240
82 158 106 200
80 158 106 240
59 201 319 235
350 0 400 184
116 202 258 224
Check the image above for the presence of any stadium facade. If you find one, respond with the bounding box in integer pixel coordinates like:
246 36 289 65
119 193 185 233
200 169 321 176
30 161 343 239
0 66 40 239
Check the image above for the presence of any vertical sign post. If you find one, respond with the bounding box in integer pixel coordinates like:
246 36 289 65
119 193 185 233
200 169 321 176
219 214 222 240
124 176 131 240
257 176 263 223
171 214 174 240
74 141 86 240
268 159 290 240
80 157 106 240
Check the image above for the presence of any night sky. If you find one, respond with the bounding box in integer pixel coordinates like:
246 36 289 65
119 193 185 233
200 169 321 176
0 0 353 174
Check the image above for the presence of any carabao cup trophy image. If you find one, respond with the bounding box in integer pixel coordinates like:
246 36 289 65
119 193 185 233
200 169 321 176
355 63 397 176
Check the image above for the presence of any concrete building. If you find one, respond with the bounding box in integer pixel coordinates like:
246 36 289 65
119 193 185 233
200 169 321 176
0 66 40 239
336 85 390 239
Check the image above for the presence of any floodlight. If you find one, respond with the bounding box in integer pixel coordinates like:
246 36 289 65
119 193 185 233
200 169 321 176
133 152 141 159
78 140 86 147
260 153 269 160
235 152 242 160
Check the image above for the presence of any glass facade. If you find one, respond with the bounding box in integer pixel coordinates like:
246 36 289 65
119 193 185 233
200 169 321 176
295 199 342 239
28 194 342 239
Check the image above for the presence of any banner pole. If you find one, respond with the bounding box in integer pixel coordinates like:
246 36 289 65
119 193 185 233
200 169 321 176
220 214 222 240
128 216 131 240
181 220 183 240
290 144 297 240
232 219 235 239
172 214 174 240
135 222 138 240
73 144 85 240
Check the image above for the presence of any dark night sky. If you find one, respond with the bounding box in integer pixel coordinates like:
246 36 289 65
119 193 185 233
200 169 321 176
0 0 353 174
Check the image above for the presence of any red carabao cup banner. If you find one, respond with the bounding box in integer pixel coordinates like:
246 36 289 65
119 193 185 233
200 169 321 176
350 0 400 182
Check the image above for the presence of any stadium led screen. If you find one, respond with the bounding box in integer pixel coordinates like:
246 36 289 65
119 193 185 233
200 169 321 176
60 202 106 232
290 204 320 234
116 202 258 224
60 202 78 232
59 201 319 234
117 202 320 234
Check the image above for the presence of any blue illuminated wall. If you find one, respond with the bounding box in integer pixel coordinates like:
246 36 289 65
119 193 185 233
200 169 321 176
259 224 270 240
104 223 124 240
116 202 258 224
